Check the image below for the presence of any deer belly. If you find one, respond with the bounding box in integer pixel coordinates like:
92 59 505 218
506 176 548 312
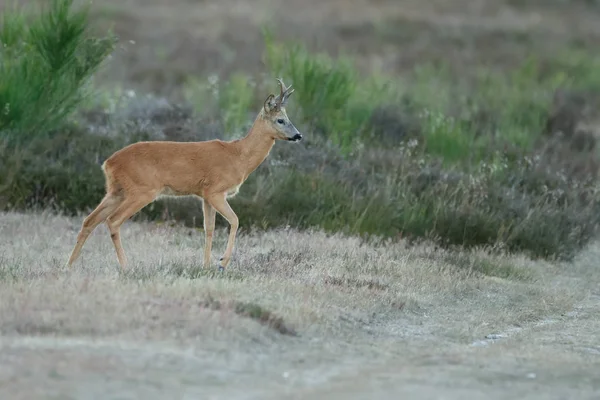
226 185 241 198
158 186 191 198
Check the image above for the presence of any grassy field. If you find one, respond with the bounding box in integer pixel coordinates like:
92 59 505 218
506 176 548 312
1 0 600 398
1 211 599 398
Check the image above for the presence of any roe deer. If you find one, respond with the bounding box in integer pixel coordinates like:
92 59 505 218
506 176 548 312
66 78 302 271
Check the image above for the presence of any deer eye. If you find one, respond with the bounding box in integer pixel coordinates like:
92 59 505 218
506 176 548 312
276 119 285 125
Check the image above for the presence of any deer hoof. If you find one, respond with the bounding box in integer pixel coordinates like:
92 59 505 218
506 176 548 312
218 266 225 272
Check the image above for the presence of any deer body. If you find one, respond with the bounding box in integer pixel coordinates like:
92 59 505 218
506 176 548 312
106 122 275 200
66 78 301 271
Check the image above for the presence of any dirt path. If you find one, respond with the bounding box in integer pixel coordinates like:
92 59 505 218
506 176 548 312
291 293 600 400
1 293 599 399
1 292 598 399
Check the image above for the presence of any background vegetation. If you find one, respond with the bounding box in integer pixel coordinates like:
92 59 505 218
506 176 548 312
1 0 599 261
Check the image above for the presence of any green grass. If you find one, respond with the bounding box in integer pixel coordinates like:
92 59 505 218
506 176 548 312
409 53 600 167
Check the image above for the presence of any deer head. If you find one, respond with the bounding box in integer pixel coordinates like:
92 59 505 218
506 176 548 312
262 78 302 142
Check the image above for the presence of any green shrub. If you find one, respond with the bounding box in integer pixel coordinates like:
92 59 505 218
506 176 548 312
0 0 117 144
225 158 597 260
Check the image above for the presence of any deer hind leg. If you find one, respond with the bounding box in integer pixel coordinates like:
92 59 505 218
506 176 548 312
106 191 156 270
206 193 239 271
202 199 216 269
66 194 123 268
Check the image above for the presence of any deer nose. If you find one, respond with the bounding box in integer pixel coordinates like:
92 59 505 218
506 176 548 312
290 133 302 141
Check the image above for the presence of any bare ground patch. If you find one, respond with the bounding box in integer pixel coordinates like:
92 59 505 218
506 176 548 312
1 210 599 398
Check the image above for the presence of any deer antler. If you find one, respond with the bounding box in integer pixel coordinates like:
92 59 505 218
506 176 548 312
274 78 294 109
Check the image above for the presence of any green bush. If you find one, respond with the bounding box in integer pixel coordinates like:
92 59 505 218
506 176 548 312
0 0 117 144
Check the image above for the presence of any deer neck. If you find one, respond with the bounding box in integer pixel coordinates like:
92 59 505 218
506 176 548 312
236 115 276 176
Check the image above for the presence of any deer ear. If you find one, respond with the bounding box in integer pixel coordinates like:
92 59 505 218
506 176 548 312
263 94 276 113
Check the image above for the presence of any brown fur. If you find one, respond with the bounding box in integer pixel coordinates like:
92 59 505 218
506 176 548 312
66 79 301 270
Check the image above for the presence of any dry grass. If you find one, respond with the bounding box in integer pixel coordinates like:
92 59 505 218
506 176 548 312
1 210 599 398
0 210 580 342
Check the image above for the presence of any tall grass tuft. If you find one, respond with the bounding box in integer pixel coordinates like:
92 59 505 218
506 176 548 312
263 28 386 153
0 0 117 144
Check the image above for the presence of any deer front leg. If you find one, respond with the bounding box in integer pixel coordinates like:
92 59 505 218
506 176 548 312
202 199 216 269
205 193 239 271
